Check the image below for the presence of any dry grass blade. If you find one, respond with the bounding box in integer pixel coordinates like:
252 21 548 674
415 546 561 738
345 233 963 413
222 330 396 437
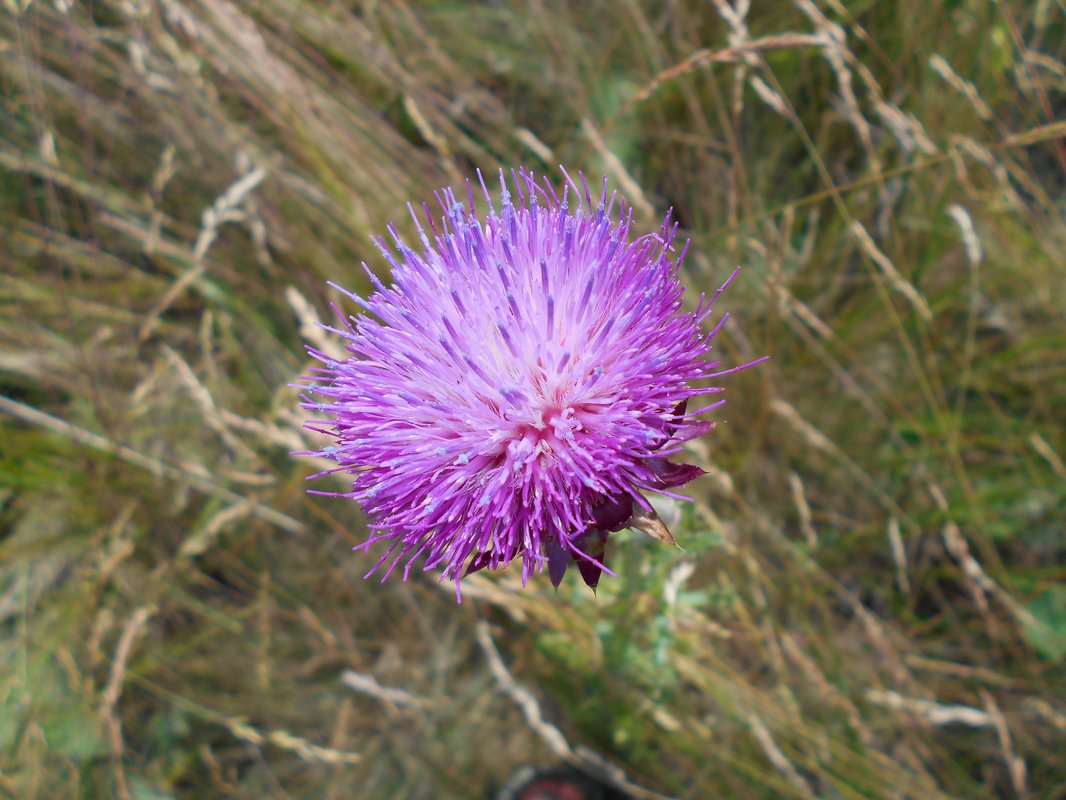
0 396 303 534
224 718 361 766
865 690 995 728
606 34 825 129
747 713 815 799
99 606 155 800
340 670 428 710
849 221 933 322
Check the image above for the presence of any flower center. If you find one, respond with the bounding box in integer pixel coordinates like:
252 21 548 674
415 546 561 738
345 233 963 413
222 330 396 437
506 403 583 464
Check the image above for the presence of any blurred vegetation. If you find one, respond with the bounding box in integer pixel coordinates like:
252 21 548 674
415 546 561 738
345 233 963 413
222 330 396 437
1 0 1064 798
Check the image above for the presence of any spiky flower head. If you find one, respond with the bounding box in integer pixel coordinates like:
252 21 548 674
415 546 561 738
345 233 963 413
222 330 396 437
300 168 758 598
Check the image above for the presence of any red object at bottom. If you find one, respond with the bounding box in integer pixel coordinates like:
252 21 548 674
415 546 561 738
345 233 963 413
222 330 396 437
518 778 589 800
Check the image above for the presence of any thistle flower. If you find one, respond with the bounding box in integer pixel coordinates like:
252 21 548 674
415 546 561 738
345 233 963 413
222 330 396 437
300 168 762 597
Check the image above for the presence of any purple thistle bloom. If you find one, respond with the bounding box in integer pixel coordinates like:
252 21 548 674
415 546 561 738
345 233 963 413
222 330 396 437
300 168 763 598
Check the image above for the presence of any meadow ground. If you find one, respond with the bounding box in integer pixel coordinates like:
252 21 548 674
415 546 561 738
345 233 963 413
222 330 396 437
1 1 1063 798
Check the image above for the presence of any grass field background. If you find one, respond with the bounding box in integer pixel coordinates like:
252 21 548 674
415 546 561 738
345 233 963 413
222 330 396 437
1 1 1064 797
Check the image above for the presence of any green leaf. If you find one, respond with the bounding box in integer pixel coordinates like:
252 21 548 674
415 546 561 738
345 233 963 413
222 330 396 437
1023 587 1066 661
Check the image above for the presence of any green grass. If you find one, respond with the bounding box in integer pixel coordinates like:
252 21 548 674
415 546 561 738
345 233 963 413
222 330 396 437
1 1 1063 797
